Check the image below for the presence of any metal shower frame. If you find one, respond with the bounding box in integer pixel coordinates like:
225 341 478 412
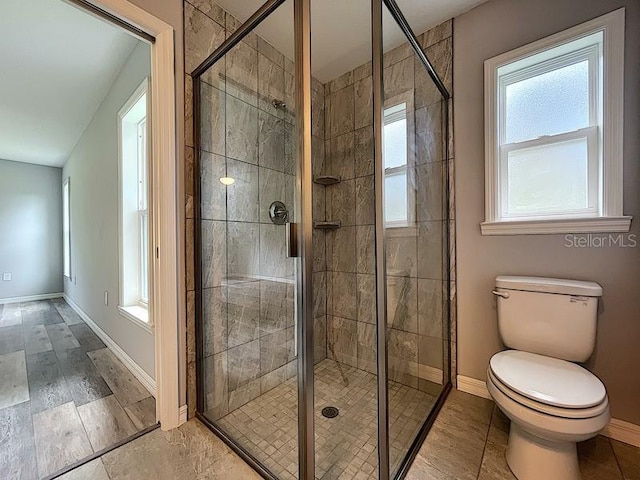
192 0 452 478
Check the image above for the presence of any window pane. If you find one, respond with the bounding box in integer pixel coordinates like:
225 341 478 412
384 118 407 169
385 172 408 223
138 118 147 210
505 60 590 144
506 137 589 216
140 212 148 302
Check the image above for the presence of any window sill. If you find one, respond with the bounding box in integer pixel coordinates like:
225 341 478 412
480 216 632 235
118 305 151 332
386 225 418 237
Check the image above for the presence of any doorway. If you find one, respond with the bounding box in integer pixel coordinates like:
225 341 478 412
0 0 179 477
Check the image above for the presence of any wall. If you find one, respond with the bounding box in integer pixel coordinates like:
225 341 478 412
63 43 155 378
454 0 640 424
0 160 63 300
322 22 453 392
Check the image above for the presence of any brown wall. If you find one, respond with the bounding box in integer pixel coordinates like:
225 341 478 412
453 0 640 424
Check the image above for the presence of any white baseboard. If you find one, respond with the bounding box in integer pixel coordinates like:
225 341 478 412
0 292 63 305
457 374 640 448
457 375 492 399
418 364 444 384
179 404 188 424
602 418 640 448
63 294 157 398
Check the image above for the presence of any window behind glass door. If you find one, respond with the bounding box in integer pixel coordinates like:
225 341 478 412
384 103 414 227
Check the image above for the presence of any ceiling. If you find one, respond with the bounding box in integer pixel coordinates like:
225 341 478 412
0 0 141 167
216 0 486 82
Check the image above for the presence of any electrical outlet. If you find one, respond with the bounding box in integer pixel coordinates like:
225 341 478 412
104 291 108 306
2 273 11 281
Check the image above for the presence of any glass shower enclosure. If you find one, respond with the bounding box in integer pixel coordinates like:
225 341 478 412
192 0 451 478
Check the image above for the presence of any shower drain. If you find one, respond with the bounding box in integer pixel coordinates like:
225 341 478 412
321 406 339 418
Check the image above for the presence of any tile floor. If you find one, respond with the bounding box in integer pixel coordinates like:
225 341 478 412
56 420 260 480
214 359 438 480
0 299 157 480
406 390 640 480
56 389 640 480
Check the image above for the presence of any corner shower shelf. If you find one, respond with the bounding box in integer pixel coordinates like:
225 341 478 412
313 175 341 186
314 221 341 230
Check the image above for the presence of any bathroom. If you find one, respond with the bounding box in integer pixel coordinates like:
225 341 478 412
184 0 640 479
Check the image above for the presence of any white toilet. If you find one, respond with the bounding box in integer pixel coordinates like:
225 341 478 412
486 276 610 480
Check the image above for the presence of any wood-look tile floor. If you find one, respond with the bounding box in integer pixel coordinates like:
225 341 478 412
0 300 157 480
407 390 640 480
57 389 640 480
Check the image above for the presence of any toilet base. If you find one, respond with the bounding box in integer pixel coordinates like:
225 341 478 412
506 423 581 480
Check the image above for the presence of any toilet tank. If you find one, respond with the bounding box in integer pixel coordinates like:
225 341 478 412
494 276 603 362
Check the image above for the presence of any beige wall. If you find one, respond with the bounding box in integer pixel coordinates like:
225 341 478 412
453 0 640 424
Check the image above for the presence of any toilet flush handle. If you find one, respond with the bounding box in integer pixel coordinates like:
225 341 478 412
492 290 510 299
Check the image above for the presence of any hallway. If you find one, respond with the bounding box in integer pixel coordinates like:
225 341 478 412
0 299 156 479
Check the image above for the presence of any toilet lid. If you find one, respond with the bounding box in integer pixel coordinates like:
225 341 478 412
490 351 606 409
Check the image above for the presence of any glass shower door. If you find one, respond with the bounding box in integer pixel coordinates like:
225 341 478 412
381 2 451 477
194 1 304 478
310 1 381 478
192 0 452 478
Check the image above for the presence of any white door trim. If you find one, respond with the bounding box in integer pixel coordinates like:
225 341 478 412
86 0 181 430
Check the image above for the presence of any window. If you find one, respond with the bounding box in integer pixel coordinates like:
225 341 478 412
118 79 150 327
137 117 149 303
63 177 71 278
384 103 413 227
482 9 630 235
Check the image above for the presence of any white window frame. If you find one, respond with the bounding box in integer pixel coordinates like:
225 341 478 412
62 177 71 278
482 8 630 235
384 102 415 228
137 117 149 305
118 78 151 330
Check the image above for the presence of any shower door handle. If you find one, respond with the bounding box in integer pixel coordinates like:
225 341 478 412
286 222 298 258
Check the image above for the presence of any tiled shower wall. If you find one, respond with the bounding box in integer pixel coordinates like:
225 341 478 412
322 21 454 392
184 0 328 419
184 1 456 418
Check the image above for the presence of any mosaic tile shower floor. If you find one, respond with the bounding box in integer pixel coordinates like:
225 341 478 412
213 359 438 480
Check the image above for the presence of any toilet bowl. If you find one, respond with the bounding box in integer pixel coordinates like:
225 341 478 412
487 276 608 480
486 351 609 480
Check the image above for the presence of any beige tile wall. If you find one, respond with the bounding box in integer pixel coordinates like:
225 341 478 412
322 21 455 392
184 1 457 417
184 0 328 419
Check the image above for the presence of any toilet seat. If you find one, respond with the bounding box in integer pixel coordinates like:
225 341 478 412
488 368 608 419
489 351 608 419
